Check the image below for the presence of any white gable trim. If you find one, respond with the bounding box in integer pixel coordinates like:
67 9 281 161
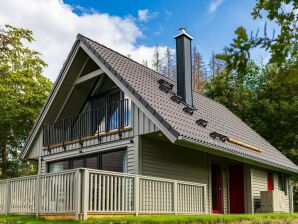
20 41 81 159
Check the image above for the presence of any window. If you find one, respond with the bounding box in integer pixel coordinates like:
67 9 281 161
72 158 84 169
267 173 273 191
48 160 69 173
278 173 288 195
101 150 126 172
86 155 98 169
47 149 127 173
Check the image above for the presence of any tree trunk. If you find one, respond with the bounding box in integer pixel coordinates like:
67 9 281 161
1 141 8 178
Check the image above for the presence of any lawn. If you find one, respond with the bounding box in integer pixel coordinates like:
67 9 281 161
0 213 298 224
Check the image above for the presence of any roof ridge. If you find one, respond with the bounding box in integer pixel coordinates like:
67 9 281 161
77 33 175 84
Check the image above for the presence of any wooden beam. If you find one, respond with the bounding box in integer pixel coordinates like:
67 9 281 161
75 69 104 85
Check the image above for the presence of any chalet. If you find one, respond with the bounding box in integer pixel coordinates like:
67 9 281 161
0 28 297 220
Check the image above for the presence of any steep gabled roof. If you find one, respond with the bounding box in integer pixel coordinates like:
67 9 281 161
21 34 298 173
78 34 297 173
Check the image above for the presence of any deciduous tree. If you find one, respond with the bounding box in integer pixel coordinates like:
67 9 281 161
0 25 52 178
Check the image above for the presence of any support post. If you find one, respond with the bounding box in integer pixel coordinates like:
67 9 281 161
82 169 89 220
35 175 41 217
134 175 139 216
203 185 208 214
74 169 81 221
5 180 11 215
173 180 177 214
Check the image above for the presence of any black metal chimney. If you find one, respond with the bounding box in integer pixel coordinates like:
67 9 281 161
175 27 193 106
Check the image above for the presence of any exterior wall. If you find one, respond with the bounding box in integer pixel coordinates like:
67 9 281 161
251 168 291 213
28 130 43 159
140 137 211 212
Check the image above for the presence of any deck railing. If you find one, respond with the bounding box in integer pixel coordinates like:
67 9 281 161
43 99 130 147
0 168 207 220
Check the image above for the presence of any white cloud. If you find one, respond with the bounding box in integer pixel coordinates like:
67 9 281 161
0 0 164 81
138 9 158 22
208 0 224 14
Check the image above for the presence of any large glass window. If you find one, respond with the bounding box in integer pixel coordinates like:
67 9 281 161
86 155 98 169
102 150 126 172
48 160 69 173
48 149 127 173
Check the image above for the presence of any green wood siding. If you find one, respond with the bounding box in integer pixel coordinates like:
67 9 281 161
141 137 211 212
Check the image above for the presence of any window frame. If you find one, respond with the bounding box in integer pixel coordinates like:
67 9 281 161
47 148 127 173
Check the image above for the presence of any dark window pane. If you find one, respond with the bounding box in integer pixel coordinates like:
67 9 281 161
86 156 98 169
48 160 68 173
73 158 84 169
101 150 125 172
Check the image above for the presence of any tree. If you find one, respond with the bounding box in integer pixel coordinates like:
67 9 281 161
162 46 175 79
192 46 206 93
0 25 52 178
142 60 148 67
152 45 163 74
208 51 225 77
217 0 298 74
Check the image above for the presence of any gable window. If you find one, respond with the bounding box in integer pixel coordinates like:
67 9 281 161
267 172 273 191
48 149 127 173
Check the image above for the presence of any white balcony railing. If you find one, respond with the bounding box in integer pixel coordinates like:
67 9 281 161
0 168 207 220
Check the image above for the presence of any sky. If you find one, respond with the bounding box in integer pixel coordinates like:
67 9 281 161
0 0 274 81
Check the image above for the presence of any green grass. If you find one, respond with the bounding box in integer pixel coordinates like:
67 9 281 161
0 213 298 224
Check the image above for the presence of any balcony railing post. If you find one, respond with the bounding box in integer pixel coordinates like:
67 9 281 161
173 180 178 214
74 169 82 221
134 175 139 216
82 169 89 220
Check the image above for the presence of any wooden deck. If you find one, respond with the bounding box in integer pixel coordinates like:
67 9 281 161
0 168 207 220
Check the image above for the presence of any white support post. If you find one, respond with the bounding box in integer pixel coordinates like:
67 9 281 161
35 175 41 217
173 181 177 214
134 176 139 216
203 185 208 214
5 180 11 215
82 169 89 220
74 169 82 221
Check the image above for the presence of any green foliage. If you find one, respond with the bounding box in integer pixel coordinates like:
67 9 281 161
205 61 298 164
217 0 298 74
0 25 52 178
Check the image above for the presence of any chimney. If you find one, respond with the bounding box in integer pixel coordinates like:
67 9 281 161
175 27 193 106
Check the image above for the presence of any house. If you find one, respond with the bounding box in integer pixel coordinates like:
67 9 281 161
0 28 297 220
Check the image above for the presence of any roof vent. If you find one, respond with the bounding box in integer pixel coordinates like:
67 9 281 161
196 119 208 128
158 79 173 93
183 105 196 115
210 132 227 142
170 94 183 104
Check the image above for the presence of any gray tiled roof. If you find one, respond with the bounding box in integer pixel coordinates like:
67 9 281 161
79 34 298 172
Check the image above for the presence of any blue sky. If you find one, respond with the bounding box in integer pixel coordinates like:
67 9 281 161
65 0 268 63
0 0 274 80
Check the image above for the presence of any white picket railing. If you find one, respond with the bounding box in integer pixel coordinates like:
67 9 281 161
0 168 207 220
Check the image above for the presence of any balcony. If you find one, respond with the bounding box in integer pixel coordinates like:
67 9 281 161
43 99 130 149
0 169 207 220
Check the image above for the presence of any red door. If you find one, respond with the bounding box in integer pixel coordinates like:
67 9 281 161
229 165 245 213
212 164 222 213
267 173 273 190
